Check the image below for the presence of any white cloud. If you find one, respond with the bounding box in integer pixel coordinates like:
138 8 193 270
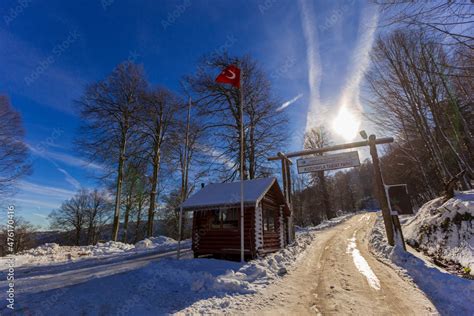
33 212 48 218
298 0 323 132
330 5 379 142
12 197 61 210
15 180 76 201
57 167 81 190
28 144 104 171
276 93 303 112
338 4 379 111
198 145 235 170
44 151 103 170
0 29 87 116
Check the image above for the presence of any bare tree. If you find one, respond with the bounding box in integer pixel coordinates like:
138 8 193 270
0 96 31 197
49 190 88 245
132 175 149 243
0 217 36 256
377 1 474 49
162 189 182 239
121 159 147 242
304 126 334 219
76 62 148 241
138 87 179 237
186 54 288 181
84 189 112 244
365 30 473 197
49 189 112 245
167 97 206 203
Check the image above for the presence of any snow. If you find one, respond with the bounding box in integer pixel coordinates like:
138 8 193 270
134 236 180 250
1 214 352 315
403 190 474 274
295 213 353 233
347 231 381 290
179 213 353 314
181 177 277 210
0 236 191 270
369 211 474 315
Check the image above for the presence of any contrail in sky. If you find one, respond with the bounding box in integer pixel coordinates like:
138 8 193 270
57 167 81 190
277 93 303 112
298 0 323 133
339 4 379 112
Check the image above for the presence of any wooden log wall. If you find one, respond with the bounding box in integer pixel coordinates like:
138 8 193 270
192 207 256 258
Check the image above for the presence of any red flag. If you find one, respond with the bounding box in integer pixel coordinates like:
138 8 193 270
215 65 241 88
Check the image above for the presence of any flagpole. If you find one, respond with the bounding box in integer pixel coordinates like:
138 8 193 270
215 65 244 262
239 70 245 263
177 95 192 260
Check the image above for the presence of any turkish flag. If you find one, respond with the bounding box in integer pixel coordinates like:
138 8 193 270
215 65 241 88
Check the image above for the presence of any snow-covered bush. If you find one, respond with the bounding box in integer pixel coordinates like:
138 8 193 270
0 236 188 270
134 236 177 249
22 243 61 256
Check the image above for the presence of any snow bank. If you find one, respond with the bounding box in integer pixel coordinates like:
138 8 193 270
0 237 190 270
369 213 474 315
295 213 354 233
402 190 474 274
134 236 180 250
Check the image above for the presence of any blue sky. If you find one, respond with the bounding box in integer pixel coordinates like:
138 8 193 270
1 0 381 227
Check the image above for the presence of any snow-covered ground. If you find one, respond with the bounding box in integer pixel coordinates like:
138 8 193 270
403 190 474 274
178 214 354 314
0 236 190 270
369 209 474 315
1 214 352 315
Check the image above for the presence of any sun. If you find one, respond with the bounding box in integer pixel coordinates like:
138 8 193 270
331 106 360 141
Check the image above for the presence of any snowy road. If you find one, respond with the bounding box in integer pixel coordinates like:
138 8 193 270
5 248 192 295
0 247 192 314
195 213 437 315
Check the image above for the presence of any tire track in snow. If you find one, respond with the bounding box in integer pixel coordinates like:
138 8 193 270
346 230 381 290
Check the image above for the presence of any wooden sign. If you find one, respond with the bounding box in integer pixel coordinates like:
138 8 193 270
297 151 360 174
385 184 413 215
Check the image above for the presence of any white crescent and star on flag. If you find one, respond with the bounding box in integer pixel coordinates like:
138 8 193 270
215 65 240 88
223 69 236 79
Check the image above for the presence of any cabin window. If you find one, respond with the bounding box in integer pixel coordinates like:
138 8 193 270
263 209 276 232
210 208 239 229
211 210 221 228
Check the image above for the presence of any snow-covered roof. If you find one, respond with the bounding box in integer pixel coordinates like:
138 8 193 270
181 177 279 210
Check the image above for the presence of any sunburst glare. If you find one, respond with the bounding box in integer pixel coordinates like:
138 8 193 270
332 106 360 141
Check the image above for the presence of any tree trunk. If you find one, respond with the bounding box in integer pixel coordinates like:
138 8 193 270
87 221 94 244
122 203 131 243
147 142 161 237
238 118 248 180
75 227 81 246
112 131 127 241
248 120 256 179
318 171 333 219
134 199 143 243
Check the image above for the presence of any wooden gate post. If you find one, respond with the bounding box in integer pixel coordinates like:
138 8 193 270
277 152 295 242
368 134 395 246
269 136 400 247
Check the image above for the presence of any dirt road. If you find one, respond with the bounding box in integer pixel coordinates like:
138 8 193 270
235 213 438 315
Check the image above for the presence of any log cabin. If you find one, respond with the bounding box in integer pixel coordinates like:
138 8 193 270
180 177 292 260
